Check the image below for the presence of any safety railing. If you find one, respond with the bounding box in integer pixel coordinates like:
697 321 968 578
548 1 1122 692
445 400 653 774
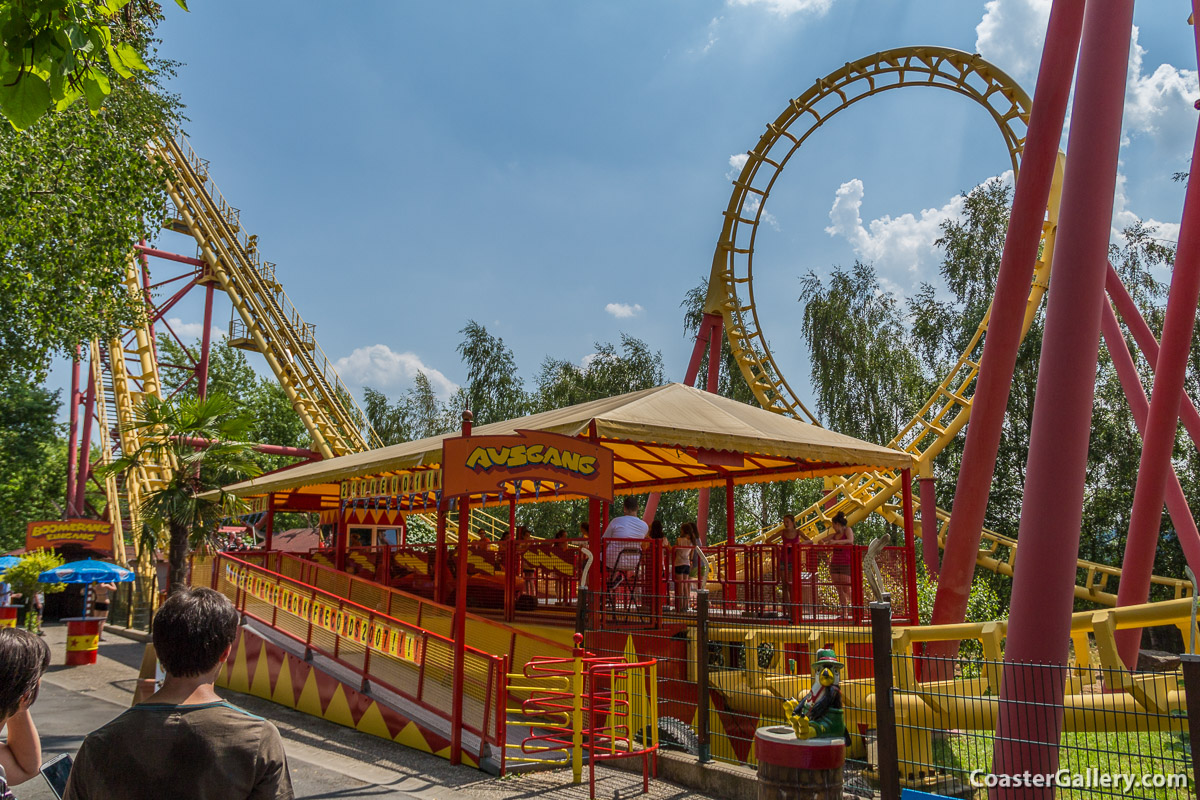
198 553 506 763
237 551 573 672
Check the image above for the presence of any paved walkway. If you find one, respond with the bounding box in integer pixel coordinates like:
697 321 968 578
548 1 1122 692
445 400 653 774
14 623 713 800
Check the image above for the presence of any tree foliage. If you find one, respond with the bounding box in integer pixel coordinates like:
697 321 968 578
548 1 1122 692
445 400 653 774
5 549 65 631
363 372 456 447
99 393 263 593
0 375 68 551
0 15 179 383
0 0 183 130
456 320 528 425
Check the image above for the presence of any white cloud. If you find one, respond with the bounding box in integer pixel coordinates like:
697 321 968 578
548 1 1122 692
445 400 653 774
605 302 644 319
167 317 222 342
727 153 749 181
974 0 1051 87
1123 26 1199 152
689 17 721 56
333 344 458 399
824 178 979 280
726 0 834 18
1111 171 1180 244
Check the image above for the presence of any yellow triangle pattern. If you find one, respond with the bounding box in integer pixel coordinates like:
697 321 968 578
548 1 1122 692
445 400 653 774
395 721 434 753
323 685 356 730
249 641 272 699
355 699 393 740
271 657 295 708
226 636 251 694
295 671 324 718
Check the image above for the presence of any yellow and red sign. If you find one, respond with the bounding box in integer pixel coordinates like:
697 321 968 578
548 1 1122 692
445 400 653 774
25 519 113 553
442 429 614 501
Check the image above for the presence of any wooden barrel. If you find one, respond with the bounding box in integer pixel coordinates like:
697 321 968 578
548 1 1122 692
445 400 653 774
65 617 104 665
0 605 17 628
755 725 845 800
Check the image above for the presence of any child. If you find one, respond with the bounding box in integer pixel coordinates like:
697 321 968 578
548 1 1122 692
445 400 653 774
673 522 699 612
0 627 51 796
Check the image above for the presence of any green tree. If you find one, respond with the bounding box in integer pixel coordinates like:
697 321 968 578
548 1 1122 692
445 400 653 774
0 0 184 130
0 376 68 551
157 336 313 472
533 334 666 413
362 373 455 447
100 393 263 593
5 549 65 631
457 321 528 425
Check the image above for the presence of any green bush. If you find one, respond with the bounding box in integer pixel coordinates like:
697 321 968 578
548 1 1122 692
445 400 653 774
5 549 66 632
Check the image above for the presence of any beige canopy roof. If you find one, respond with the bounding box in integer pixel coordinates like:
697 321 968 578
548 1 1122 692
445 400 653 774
220 383 912 501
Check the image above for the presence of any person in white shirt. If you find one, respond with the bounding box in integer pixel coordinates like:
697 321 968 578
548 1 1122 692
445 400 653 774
603 496 649 583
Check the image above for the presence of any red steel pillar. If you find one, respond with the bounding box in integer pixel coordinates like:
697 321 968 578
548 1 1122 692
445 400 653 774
74 370 96 516
918 466 938 577
931 0 1085 637
66 348 81 517
264 506 275 552
197 283 216 399
696 315 723 540
1114 28 1200 666
434 500 447 605
335 507 348 571
1100 302 1200 572
451 409 473 766
1105 264 1200 449
993 0 1134 792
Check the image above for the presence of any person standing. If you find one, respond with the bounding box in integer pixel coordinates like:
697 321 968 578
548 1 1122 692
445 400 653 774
672 522 699 612
779 514 811 608
64 587 293 799
0 627 51 799
827 512 855 610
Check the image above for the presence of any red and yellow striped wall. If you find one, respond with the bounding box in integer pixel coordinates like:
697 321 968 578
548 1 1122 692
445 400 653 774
217 626 476 768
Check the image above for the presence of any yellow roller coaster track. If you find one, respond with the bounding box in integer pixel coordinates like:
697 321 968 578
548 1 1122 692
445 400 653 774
92 127 512 561
706 46 1192 602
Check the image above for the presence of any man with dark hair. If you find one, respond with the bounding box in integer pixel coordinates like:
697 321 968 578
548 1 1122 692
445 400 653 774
65 587 293 799
603 495 648 575
0 628 51 798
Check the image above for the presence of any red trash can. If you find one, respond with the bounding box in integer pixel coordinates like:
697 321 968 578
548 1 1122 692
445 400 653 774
755 725 846 800
64 617 105 666
0 605 17 628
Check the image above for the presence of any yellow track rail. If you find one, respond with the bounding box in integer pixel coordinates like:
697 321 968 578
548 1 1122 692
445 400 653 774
706 46 1190 602
148 127 382 459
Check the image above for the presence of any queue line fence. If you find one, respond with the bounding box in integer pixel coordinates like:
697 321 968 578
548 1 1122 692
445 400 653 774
192 553 507 766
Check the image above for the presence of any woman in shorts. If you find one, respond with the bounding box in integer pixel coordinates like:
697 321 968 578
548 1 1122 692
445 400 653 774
827 512 855 609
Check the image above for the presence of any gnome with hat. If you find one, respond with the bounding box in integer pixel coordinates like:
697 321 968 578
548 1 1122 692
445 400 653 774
783 648 845 740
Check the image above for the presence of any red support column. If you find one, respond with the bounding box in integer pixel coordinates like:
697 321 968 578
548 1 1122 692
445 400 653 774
335 508 348 571
264 506 275 552
197 283 216 399
451 411 472 766
138 243 158 359
918 469 938 577
434 501 447 605
901 468 918 620
1106 263 1200 449
1100 301 1200 571
74 368 96 517
724 477 735 545
993 0 1135 792
931 0 1085 639
697 315 724 541
588 497 602 598
1114 22 1200 665
66 348 81 517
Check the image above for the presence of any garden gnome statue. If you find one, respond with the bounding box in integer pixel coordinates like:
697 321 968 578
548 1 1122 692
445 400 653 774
783 648 844 740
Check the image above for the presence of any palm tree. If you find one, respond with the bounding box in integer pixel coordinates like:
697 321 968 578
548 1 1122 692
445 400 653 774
101 393 263 593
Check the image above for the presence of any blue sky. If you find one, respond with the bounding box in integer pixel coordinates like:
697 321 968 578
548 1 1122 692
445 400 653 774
52 0 1200 426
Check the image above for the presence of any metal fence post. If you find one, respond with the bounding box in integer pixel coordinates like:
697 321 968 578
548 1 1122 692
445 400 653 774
870 600 900 800
575 586 590 636
696 589 711 763
1180 654 1200 792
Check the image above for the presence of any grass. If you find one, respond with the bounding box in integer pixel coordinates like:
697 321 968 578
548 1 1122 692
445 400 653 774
926 728 1192 799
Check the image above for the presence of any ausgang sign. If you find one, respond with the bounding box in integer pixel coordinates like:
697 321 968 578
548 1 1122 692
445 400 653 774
26 519 114 552
442 430 614 502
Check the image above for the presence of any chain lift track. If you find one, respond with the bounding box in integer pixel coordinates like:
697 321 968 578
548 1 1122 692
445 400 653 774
705 46 1192 603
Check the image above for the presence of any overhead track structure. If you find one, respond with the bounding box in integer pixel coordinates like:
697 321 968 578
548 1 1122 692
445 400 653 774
691 46 1193 602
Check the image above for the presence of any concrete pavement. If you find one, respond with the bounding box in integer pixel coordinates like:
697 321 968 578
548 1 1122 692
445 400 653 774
11 623 718 800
